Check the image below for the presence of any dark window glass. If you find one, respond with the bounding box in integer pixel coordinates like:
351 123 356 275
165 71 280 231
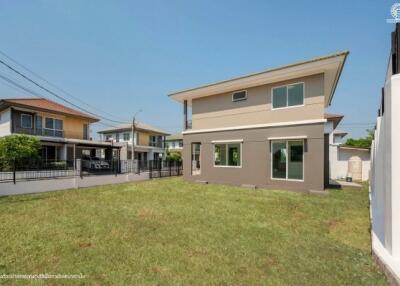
232 91 247 102
288 83 304 106
272 142 286 179
45 118 54 129
54 119 63 130
272 87 287 108
21 114 32 128
288 141 303 180
35 116 42 129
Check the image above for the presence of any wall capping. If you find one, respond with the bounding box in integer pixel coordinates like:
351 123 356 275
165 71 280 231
182 119 326 135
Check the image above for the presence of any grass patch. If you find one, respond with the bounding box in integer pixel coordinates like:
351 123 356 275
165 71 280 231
0 178 387 285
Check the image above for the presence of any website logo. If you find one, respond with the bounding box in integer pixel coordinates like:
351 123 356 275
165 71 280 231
387 3 400 23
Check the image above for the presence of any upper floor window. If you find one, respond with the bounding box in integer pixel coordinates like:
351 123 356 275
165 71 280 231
105 134 113 141
45 117 63 137
272 82 304 109
232 90 247 102
150 135 163 147
116 133 120 142
21 114 32 129
123 132 130 141
35 115 42 129
83 124 89 140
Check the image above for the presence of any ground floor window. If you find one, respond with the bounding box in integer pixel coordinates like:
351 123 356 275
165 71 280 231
191 143 201 175
271 140 304 180
214 143 241 167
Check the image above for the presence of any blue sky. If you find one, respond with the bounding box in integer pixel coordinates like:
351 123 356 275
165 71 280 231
0 0 395 138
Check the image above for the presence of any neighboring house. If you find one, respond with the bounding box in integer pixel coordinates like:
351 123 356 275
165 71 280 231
165 133 183 153
168 51 348 191
0 98 120 161
98 122 169 161
324 113 370 182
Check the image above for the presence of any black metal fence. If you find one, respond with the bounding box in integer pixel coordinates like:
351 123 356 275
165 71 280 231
0 159 182 183
149 160 183 178
0 159 75 183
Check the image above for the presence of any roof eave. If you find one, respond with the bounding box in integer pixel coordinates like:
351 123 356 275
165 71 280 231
0 100 99 122
168 51 349 108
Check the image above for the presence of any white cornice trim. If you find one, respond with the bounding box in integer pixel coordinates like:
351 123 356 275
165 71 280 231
182 119 326 135
211 139 244 143
268 135 307 140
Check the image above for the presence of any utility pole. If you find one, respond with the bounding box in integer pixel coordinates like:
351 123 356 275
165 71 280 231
131 116 135 161
131 110 142 171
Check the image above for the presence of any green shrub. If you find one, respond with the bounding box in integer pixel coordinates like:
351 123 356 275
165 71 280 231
0 135 41 161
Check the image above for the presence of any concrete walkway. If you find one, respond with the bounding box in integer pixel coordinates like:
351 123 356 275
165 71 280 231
329 179 362 188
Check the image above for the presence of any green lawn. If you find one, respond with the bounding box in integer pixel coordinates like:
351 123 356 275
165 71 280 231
0 178 387 285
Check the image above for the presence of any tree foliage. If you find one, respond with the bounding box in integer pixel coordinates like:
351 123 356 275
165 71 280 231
0 135 41 161
166 151 182 162
344 129 374 149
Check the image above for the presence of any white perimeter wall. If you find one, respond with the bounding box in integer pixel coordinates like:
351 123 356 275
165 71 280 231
0 108 11 137
370 72 400 280
0 173 149 196
329 145 370 181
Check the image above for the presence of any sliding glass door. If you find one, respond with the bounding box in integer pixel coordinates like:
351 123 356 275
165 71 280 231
271 140 304 181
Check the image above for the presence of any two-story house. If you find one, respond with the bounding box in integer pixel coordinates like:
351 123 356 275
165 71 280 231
168 51 348 192
165 133 183 154
98 122 169 161
0 98 120 162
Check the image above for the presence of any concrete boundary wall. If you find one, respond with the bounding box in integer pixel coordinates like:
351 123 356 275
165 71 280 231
0 173 149 196
370 72 400 283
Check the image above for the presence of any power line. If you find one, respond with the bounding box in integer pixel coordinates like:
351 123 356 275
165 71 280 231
0 49 128 123
0 57 126 124
0 73 44 98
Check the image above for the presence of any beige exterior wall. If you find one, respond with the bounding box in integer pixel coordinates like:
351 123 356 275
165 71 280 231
33 111 91 140
191 73 324 130
138 131 150 146
183 123 325 192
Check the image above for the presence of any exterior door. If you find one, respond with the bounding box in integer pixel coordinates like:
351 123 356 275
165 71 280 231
324 134 330 188
191 143 201 175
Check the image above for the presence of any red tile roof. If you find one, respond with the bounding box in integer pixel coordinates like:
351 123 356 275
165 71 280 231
0 98 99 121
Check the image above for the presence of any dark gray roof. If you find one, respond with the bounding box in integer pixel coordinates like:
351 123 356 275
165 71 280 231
98 121 169 135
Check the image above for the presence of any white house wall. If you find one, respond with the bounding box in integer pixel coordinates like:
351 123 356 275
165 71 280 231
329 145 370 181
370 71 400 282
0 108 11 137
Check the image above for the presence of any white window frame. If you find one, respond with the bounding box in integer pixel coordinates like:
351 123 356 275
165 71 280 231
123 132 130 141
270 139 304 182
44 117 63 131
191 142 201 176
213 141 243 168
271 82 305 110
21 113 33 128
232 90 247 102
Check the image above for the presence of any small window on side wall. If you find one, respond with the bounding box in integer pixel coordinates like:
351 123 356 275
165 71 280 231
232 90 247 102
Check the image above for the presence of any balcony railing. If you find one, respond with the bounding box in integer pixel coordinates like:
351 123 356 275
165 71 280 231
14 127 64 138
149 142 164 148
185 120 192 130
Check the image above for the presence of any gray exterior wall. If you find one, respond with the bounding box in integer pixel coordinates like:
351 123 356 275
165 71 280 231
183 123 325 192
